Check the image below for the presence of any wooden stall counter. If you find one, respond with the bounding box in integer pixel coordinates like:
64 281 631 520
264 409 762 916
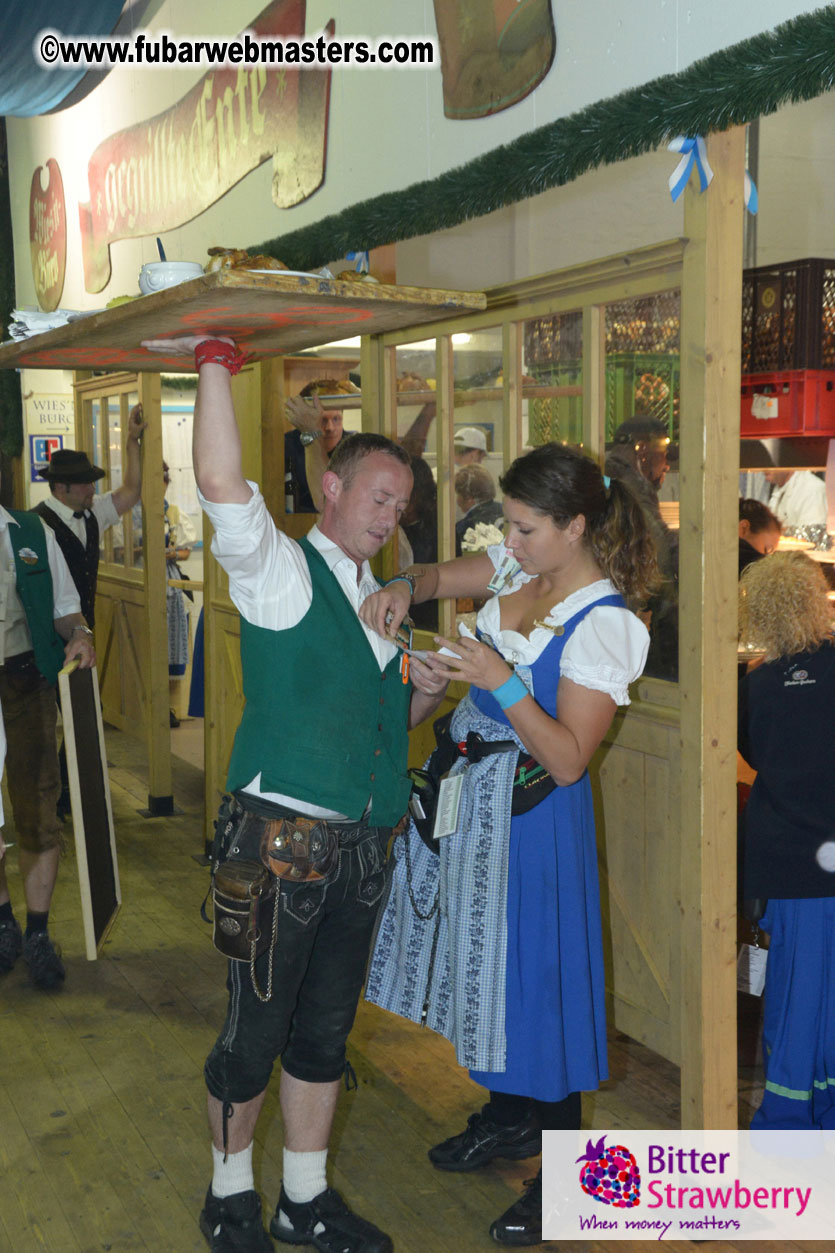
0 270 487 373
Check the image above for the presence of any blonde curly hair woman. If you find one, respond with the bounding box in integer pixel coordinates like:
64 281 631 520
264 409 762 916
738 551 835 1129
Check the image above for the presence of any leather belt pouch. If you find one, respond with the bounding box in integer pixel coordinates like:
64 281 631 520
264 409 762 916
260 816 339 883
212 858 277 961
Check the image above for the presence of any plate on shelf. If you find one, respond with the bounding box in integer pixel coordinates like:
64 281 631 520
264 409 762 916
244 269 321 278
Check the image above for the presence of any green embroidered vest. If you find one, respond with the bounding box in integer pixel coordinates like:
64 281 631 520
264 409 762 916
8 510 65 684
226 536 412 826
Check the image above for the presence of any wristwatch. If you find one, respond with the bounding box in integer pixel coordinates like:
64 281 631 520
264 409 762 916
299 429 322 446
71 624 94 638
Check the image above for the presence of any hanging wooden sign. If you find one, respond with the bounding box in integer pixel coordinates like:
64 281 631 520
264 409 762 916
29 158 67 312
78 0 332 293
432 0 555 119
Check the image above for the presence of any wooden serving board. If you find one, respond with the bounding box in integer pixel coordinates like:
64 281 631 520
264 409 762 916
0 270 487 373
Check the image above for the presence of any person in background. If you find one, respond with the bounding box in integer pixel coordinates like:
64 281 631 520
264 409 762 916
0 485 96 988
163 461 197 727
33 407 147 629
399 455 438 632
361 442 659 1246
284 380 351 513
738 551 835 1129
34 410 146 814
605 416 678 680
453 426 489 466
764 469 828 532
738 499 782 576
140 331 451 1253
455 463 505 556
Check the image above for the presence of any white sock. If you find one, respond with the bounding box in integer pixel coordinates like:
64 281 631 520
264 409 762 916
211 1143 255 1199
281 1148 328 1205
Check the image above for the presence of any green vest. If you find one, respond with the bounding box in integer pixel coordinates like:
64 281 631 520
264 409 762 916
226 536 413 826
7 510 66 685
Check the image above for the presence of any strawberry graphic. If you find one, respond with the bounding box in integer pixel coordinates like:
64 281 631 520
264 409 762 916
576 1135 641 1208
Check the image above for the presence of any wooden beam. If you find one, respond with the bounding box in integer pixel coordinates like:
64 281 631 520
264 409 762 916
679 126 745 1128
139 371 172 812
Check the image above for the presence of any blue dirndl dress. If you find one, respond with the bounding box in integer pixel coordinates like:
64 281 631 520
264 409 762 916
468 596 620 1100
366 592 624 1103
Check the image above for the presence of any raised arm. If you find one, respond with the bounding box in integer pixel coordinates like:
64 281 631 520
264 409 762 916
358 552 495 642
140 336 252 504
111 403 148 516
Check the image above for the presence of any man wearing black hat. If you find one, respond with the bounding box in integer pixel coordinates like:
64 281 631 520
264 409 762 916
34 404 147 629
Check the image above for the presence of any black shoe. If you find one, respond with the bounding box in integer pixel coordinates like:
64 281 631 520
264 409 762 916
490 1171 542 1246
199 1187 274 1252
22 931 66 989
0 917 23 974
170 709 180 728
270 1185 392 1253
428 1106 541 1172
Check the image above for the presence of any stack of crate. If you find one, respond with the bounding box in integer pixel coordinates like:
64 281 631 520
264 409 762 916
741 258 835 437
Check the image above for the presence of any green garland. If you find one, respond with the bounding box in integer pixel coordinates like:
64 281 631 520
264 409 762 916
250 6 835 271
0 119 22 460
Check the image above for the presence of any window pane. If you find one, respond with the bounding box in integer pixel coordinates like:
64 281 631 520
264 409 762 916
604 291 680 682
106 398 126 566
522 310 583 447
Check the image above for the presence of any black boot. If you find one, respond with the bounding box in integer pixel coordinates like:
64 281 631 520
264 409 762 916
490 1170 542 1246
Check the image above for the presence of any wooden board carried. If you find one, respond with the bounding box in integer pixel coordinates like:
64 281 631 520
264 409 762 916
58 662 120 960
0 270 487 374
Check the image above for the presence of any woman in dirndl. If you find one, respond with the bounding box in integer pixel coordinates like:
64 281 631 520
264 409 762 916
738 550 835 1130
360 443 660 1245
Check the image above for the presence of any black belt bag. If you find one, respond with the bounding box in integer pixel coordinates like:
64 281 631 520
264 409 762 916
409 710 557 853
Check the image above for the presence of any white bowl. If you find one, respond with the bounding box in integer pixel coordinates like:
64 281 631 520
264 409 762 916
139 261 204 294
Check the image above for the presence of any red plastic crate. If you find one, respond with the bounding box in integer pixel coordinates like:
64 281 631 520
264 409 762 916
740 370 835 437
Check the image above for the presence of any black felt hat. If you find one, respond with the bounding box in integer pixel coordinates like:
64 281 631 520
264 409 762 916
38 449 106 483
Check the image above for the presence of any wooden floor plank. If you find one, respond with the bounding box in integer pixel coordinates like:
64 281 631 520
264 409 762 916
0 726 770 1252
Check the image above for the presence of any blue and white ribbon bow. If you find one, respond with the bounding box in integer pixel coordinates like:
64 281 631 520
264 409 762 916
744 170 758 215
668 135 714 202
346 249 369 273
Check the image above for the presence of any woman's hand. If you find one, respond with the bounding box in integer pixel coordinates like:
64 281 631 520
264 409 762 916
409 652 452 698
360 582 413 642
432 634 512 693
140 334 234 357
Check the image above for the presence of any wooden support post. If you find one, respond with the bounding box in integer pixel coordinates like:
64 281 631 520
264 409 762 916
679 126 745 1128
139 371 173 813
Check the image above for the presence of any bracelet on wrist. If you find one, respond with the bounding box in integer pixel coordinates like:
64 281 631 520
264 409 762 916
194 338 249 376
71 624 94 638
491 672 528 711
384 572 417 599
299 429 322 446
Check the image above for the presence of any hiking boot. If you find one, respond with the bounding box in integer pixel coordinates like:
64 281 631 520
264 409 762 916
22 931 66 989
271 1185 392 1253
0 916 23 974
429 1105 541 1172
490 1171 542 1246
199 1187 274 1252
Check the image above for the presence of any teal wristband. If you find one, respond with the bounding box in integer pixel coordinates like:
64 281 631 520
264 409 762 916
384 573 416 599
492 673 528 710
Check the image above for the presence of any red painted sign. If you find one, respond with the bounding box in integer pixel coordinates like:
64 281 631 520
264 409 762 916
29 159 67 312
78 0 333 293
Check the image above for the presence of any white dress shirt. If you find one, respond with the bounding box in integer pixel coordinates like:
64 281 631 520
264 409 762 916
42 490 120 542
0 506 81 665
199 482 398 817
769 472 828 531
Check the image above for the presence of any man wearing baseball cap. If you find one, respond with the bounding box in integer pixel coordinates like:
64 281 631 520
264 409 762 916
453 425 489 466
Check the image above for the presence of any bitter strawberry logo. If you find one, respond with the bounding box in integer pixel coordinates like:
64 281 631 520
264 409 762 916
577 1135 641 1208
